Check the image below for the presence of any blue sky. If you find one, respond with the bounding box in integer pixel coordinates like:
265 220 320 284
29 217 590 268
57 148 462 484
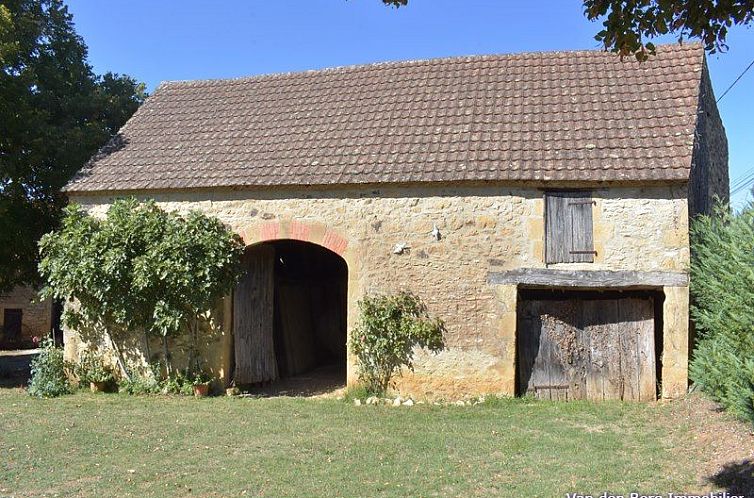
67 0 754 208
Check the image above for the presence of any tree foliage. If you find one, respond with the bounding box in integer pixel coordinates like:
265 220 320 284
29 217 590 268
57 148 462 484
584 0 754 59
38 199 245 376
380 0 753 60
689 202 754 424
349 291 445 394
0 0 146 292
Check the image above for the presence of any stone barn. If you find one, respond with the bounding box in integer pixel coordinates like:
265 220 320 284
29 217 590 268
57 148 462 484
62 43 727 400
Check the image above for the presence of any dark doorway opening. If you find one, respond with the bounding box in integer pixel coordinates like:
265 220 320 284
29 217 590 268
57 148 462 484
1 309 23 347
233 240 347 395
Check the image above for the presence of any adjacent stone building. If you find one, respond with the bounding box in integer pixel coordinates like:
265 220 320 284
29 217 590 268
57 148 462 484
0 286 54 349
62 43 727 400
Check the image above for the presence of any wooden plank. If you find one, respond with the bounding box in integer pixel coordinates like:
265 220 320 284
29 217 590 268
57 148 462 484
603 300 625 400
581 297 656 401
568 195 594 263
516 299 537 396
517 300 542 396
571 318 588 400
633 298 657 401
518 299 585 401
582 300 607 401
617 299 638 401
488 268 689 288
545 193 570 264
539 313 562 400
233 244 278 385
545 305 579 401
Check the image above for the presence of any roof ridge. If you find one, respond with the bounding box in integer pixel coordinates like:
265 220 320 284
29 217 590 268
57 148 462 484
157 42 703 89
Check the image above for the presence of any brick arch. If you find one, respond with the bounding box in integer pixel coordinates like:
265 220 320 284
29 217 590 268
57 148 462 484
240 219 350 259
237 218 361 386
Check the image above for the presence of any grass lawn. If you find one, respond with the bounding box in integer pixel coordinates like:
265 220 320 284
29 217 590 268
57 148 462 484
0 389 718 497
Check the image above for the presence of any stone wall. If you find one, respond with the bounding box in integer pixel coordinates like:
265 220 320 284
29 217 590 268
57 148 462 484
0 286 52 348
689 60 729 216
69 182 691 398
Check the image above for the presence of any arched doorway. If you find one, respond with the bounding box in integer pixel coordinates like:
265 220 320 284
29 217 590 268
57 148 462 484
233 239 348 394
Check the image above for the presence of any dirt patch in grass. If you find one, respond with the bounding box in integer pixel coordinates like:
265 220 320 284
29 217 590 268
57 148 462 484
660 392 754 495
241 363 346 398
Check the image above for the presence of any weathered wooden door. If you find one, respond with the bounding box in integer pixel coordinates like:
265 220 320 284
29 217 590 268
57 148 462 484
233 244 277 385
517 295 656 401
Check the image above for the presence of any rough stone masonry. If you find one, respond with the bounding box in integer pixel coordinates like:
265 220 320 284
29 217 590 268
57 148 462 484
69 183 692 398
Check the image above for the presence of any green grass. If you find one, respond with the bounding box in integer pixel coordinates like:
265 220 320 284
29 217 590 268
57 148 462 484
0 389 697 497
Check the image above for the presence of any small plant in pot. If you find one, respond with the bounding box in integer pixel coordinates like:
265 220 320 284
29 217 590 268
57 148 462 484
191 372 213 398
75 350 115 393
87 367 114 393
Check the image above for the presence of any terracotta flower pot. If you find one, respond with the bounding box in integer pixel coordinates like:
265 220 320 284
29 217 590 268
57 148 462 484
90 381 107 393
193 383 210 397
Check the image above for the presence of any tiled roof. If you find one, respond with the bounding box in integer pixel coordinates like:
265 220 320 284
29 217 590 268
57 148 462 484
65 43 705 193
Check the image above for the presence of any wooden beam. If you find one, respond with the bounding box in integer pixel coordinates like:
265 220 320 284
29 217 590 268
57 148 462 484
488 268 688 288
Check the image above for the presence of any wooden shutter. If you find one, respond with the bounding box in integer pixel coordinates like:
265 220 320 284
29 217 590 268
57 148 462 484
568 195 595 263
545 191 595 263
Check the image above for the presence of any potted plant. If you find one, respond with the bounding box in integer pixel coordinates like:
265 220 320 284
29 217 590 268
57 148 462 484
88 365 114 393
75 350 114 393
191 372 213 398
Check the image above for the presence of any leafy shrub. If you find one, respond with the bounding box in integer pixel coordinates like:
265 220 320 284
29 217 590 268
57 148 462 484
74 350 115 385
689 202 754 423
118 374 162 395
39 199 245 378
28 338 72 398
117 364 209 396
349 291 445 395
161 370 196 396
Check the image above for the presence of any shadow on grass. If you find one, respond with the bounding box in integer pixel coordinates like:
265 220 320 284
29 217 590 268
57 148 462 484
241 363 345 398
707 459 754 496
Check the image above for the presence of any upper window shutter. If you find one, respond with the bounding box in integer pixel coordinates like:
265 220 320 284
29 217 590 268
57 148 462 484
545 191 595 263
567 194 595 263
545 193 569 263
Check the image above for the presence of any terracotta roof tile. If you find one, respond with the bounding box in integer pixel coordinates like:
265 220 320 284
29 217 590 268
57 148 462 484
65 43 705 193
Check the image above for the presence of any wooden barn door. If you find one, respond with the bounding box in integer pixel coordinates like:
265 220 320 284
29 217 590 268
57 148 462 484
233 245 278 385
517 295 656 401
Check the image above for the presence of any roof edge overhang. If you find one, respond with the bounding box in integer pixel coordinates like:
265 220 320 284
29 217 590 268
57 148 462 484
63 178 691 198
